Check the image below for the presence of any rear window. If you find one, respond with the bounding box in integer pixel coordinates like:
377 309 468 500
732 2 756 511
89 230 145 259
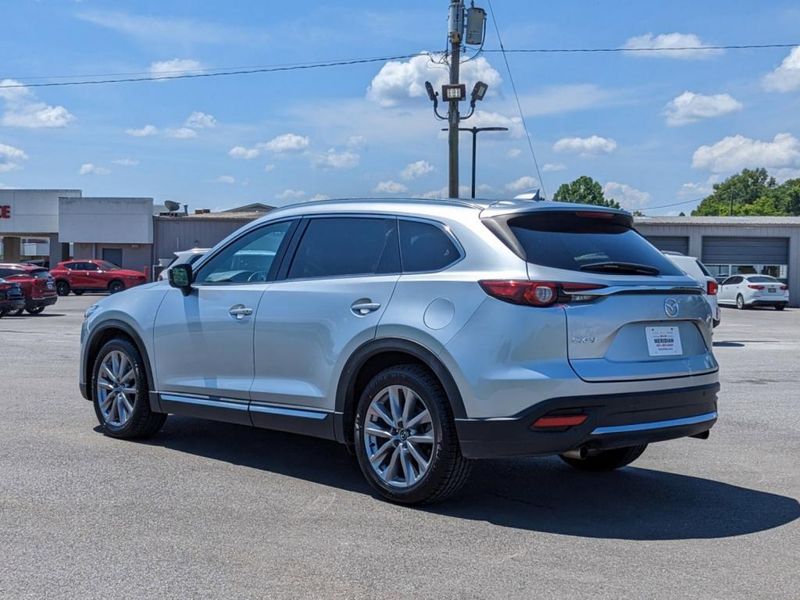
695 260 711 277
506 212 683 276
748 276 778 283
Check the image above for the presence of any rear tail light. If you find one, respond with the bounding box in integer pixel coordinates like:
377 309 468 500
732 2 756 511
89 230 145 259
780 284 788 291
531 414 588 429
479 280 606 307
706 280 718 295
748 284 765 290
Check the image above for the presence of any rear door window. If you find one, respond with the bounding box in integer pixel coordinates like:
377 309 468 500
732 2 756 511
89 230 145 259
288 217 399 279
506 212 682 276
399 220 460 273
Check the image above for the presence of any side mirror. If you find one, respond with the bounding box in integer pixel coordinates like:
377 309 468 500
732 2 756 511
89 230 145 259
168 264 193 296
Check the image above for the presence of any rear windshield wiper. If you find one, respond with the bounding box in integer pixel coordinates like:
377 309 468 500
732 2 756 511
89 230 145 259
579 261 660 276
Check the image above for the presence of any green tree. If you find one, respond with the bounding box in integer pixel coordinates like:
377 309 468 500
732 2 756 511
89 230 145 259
552 175 621 208
692 168 778 216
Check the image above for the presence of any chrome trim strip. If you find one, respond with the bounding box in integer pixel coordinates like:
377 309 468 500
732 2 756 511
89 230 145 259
591 411 717 435
249 404 329 420
160 393 248 411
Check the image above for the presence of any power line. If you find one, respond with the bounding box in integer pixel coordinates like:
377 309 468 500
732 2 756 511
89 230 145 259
638 197 702 213
0 53 427 89
485 0 546 199
1 42 796 88
487 42 798 54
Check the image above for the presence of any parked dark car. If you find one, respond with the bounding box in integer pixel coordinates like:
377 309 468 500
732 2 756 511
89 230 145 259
49 260 147 296
0 263 58 315
0 277 25 317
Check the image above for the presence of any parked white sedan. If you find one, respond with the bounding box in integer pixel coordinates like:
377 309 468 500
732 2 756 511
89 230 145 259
718 274 789 310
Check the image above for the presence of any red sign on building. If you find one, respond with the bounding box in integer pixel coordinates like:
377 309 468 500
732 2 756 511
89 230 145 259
0 205 10 219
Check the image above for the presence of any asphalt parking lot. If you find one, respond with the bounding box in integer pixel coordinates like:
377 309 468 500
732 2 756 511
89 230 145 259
1 295 798 599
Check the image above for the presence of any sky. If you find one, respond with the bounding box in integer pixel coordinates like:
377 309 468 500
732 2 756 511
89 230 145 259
1 0 799 215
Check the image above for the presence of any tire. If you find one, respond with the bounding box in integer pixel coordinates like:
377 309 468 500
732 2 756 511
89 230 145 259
736 294 746 310
108 280 125 294
354 364 472 505
26 306 45 315
56 280 70 296
91 338 166 439
13 308 24 316
775 305 785 311
0 310 6 318
560 444 648 472
73 290 85 296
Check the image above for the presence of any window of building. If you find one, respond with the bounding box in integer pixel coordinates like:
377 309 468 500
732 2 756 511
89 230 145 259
288 217 400 279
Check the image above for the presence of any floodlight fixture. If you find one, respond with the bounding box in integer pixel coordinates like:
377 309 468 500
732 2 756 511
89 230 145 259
442 83 467 101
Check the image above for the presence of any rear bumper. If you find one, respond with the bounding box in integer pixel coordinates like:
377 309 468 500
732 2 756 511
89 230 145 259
28 295 58 308
455 383 719 459
0 298 25 312
748 299 788 307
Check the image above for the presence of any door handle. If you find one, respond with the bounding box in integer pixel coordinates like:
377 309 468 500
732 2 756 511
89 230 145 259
229 304 253 320
351 300 381 316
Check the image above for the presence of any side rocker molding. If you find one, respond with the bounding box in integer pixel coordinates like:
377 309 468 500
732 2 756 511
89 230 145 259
333 338 466 444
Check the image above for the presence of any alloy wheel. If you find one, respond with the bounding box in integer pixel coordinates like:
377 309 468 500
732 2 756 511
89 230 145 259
363 385 436 488
96 350 138 427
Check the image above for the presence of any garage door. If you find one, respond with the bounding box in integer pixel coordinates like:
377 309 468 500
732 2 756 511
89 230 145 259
702 236 789 264
645 235 689 255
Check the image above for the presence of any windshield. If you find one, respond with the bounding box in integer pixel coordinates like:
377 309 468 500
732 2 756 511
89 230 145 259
97 261 119 271
506 212 683 276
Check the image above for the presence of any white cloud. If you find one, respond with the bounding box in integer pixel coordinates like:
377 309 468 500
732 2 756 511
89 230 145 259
374 180 408 194
692 133 800 173
401 160 435 180
763 46 800 92
506 148 522 159
678 177 718 198
149 59 204 79
419 185 471 199
367 53 501 107
264 164 276 172
505 176 540 193
214 175 235 184
125 124 158 137
0 79 75 128
518 84 621 117
314 149 360 169
165 127 198 139
603 182 651 209
111 158 139 166
78 163 110 176
623 33 723 59
229 145 260 159
346 135 366 149
309 193 331 201
553 135 617 156
542 162 566 172
277 189 306 201
0 142 28 172
262 133 310 153
468 110 524 138
664 91 742 126
185 111 216 129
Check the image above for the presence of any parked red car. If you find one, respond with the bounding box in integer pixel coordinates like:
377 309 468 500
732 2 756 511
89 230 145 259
0 263 58 315
49 260 147 296
0 277 25 317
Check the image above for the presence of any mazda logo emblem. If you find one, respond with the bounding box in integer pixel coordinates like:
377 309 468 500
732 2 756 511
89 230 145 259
664 298 680 318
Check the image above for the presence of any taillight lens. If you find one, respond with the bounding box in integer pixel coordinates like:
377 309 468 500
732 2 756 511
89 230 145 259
706 280 718 295
780 284 788 290
479 280 606 306
748 284 765 290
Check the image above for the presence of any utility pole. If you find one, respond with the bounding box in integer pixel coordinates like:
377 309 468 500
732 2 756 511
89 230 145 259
447 1 463 199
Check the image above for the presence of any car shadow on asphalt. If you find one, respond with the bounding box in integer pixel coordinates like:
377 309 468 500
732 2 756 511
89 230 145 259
141 416 800 541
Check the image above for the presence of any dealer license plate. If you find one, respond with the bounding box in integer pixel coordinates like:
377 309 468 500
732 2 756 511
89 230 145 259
646 326 683 356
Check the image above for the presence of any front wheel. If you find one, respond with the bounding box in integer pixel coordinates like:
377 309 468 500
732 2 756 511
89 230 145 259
108 280 125 294
354 365 471 505
560 444 647 472
92 338 166 439
736 294 746 310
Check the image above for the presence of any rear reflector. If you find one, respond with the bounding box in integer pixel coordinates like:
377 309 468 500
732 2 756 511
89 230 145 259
531 414 588 428
706 279 718 295
479 280 606 307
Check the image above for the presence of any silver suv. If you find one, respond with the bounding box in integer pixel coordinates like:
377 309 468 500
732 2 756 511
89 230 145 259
79 198 720 504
